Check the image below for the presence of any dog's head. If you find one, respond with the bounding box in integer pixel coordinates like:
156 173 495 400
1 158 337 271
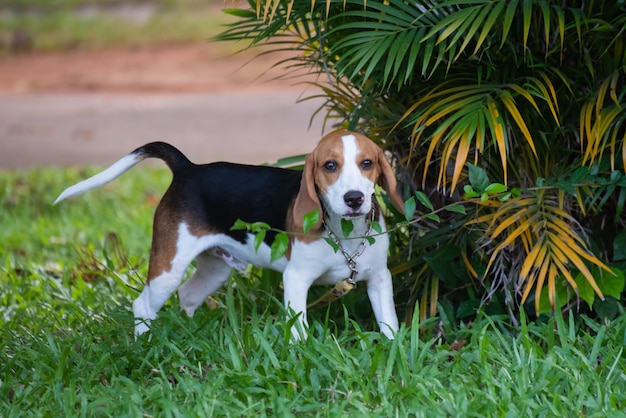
292 130 404 234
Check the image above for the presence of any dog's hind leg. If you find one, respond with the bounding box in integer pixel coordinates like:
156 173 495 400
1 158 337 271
132 222 205 336
178 250 232 317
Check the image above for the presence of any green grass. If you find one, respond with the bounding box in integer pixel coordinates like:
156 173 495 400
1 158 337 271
2 166 626 416
1 0 232 53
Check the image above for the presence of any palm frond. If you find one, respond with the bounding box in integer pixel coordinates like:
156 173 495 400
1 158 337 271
397 82 548 191
424 0 508 59
477 190 612 312
326 1 442 88
580 68 626 172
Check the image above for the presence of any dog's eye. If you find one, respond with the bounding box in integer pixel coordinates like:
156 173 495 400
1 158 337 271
323 161 338 172
361 159 373 170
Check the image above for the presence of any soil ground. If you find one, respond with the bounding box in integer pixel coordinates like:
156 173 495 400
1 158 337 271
0 42 327 169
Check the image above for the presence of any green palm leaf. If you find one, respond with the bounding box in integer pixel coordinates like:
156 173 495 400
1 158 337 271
327 1 440 87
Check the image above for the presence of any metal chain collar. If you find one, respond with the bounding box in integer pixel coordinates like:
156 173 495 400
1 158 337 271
323 210 375 285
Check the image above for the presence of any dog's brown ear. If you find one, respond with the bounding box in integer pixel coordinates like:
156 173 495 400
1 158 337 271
292 152 323 233
377 147 405 214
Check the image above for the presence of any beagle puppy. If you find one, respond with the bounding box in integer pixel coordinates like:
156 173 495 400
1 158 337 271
55 130 404 339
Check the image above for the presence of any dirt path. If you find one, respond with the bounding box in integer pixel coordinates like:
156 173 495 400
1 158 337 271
0 43 327 169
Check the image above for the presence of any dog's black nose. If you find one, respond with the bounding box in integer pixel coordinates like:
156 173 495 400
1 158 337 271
344 191 365 209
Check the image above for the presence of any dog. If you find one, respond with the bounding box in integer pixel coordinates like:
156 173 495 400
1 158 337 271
54 130 405 339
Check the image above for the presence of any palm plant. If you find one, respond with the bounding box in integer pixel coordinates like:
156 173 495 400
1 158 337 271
218 0 626 323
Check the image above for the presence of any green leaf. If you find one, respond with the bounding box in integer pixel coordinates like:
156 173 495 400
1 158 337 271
341 219 354 237
457 298 480 319
422 244 465 285
248 222 270 233
467 163 490 193
271 153 307 168
556 181 577 196
522 0 532 50
415 191 434 211
445 204 467 215
595 267 625 299
365 236 376 246
594 297 621 321
499 192 512 202
253 229 266 251
463 185 478 198
324 237 340 253
537 280 569 314
575 272 596 309
230 219 250 231
404 196 416 221
615 187 626 224
500 0 519 48
485 183 507 195
221 8 256 18
370 220 383 234
614 232 626 261
424 213 440 223
270 232 289 262
302 209 320 233
610 170 622 183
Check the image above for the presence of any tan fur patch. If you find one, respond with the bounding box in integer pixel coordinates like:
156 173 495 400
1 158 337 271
146 202 181 283
310 133 345 195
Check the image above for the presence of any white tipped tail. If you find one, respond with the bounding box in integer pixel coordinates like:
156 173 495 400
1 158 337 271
54 153 142 204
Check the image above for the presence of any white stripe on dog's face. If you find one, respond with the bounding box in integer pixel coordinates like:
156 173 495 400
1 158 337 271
320 134 376 217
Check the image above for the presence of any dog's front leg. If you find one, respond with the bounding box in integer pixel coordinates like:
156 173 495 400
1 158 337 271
282 268 315 340
366 269 399 339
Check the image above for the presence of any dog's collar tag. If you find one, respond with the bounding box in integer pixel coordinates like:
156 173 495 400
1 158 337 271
347 262 358 285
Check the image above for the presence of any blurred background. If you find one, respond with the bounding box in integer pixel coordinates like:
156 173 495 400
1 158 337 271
0 0 326 169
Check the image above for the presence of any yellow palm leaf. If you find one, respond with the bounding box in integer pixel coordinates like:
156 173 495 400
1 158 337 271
609 70 620 105
450 131 472 192
545 210 588 247
549 246 579 293
527 257 551 309
609 125 620 172
549 233 605 298
485 221 531 275
595 75 611 115
556 231 610 271
489 207 532 239
509 84 541 113
537 72 561 125
440 135 460 187
466 210 504 226
581 102 594 163
547 263 559 308
499 91 538 157
485 197 538 229
423 94 482 125
520 238 548 280
420 291 428 321
430 277 439 318
461 250 479 280
486 98 508 184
